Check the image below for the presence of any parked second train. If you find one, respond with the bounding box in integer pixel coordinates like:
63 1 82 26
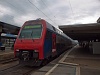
14 19 75 66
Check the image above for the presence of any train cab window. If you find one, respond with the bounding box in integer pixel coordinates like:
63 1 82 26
19 24 42 39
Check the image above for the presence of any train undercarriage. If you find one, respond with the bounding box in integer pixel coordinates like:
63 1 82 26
16 50 43 66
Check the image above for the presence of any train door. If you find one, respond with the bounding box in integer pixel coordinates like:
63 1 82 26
52 33 57 57
44 30 52 59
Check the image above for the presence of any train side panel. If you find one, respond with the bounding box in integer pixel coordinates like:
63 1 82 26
44 30 52 58
14 19 75 66
43 30 57 59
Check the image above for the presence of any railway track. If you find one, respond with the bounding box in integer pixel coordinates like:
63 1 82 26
0 56 55 75
0 57 43 75
0 56 59 75
0 63 40 75
0 58 18 64
0 49 71 75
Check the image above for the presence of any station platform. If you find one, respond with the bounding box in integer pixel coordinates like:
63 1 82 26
0 47 14 61
31 45 100 75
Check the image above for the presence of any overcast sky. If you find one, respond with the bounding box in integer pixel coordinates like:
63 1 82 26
0 0 100 28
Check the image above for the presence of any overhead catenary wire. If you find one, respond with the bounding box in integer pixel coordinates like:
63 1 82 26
0 10 23 22
4 0 24 14
0 9 25 26
41 0 56 18
28 0 57 25
0 0 57 27
0 0 29 23
4 0 41 16
1 0 58 26
0 0 43 25
68 0 76 23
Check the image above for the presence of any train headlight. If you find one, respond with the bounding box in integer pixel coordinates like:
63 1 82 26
33 50 39 58
34 50 39 52
15 49 20 57
16 49 19 51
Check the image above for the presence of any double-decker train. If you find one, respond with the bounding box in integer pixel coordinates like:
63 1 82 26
14 19 76 66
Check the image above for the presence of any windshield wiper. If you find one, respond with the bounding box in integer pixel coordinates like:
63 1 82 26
31 31 34 42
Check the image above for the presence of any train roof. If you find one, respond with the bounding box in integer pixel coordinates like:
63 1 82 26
45 20 74 41
25 19 74 42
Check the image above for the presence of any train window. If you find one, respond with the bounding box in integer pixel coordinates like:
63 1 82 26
19 24 42 39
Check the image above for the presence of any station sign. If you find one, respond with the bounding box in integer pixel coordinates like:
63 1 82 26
24 25 42 29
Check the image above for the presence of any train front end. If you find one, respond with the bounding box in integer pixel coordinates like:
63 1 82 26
14 20 46 66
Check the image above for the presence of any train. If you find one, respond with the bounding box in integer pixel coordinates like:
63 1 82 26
14 19 76 66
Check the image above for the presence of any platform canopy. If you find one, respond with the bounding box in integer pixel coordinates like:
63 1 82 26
0 21 20 35
1 33 17 39
59 23 100 41
97 17 100 23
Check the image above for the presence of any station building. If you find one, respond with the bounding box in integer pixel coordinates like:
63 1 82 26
0 21 20 50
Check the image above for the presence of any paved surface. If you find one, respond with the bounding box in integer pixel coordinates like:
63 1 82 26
0 45 100 75
31 45 100 75
0 47 14 61
80 67 100 75
64 46 100 69
32 63 76 75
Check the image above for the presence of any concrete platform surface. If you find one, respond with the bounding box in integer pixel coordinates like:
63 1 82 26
0 48 14 61
32 64 76 75
31 45 100 75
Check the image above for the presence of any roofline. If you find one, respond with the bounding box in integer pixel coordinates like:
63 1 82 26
59 23 100 28
0 21 20 28
97 17 100 23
